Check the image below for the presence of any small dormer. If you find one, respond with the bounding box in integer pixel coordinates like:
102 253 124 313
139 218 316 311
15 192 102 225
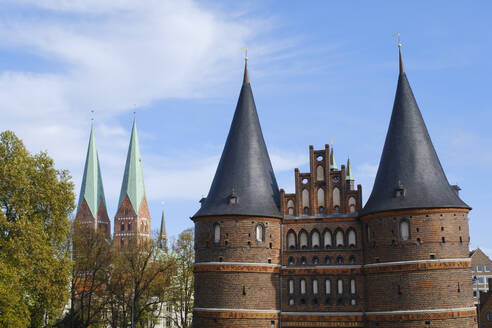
229 189 238 205
199 197 206 207
395 180 406 199
451 185 461 196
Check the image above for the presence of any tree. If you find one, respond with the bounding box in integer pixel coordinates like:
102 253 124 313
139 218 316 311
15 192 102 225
166 228 194 328
0 130 75 327
106 237 176 328
63 223 113 328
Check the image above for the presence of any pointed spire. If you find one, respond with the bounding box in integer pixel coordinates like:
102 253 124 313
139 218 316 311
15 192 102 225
78 125 107 219
346 157 354 181
194 59 281 218
118 119 147 214
329 147 338 170
362 46 469 215
159 203 167 250
243 57 250 84
398 43 405 74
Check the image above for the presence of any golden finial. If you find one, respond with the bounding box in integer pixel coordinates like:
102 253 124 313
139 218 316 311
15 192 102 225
330 137 334 145
241 47 248 61
394 33 405 73
241 48 250 84
393 33 402 48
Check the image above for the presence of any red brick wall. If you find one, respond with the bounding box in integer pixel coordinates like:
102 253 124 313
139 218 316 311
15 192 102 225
364 268 473 311
361 210 470 263
193 215 281 328
113 194 151 247
361 208 476 327
194 271 280 309
365 317 476 328
195 216 281 263
192 317 278 328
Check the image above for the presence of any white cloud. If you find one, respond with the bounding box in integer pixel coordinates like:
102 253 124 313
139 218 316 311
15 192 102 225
355 163 378 178
0 0 295 202
270 151 308 172
130 150 309 203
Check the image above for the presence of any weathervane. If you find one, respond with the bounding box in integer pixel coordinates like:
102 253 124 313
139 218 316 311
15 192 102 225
241 47 248 61
393 33 402 48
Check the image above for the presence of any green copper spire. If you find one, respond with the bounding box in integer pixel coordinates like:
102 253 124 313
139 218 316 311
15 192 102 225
78 125 106 218
346 157 354 180
118 119 146 214
330 147 338 170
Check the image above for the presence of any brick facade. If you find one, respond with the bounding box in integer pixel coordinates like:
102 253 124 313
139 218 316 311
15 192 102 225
193 145 477 327
478 279 492 327
113 195 151 247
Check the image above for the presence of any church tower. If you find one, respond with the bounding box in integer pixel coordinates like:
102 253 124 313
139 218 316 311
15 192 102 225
114 119 151 247
192 59 282 327
360 45 476 327
75 125 110 237
158 205 167 251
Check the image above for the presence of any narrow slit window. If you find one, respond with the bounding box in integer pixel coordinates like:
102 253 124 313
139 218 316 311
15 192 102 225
325 279 331 295
214 224 221 243
400 219 410 241
313 279 319 295
300 279 306 294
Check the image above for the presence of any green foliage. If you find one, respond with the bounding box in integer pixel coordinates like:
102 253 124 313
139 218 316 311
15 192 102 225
107 238 176 328
0 130 75 327
167 228 194 328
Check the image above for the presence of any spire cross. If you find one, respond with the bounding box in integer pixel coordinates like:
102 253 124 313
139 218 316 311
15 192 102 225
241 47 248 61
393 33 402 48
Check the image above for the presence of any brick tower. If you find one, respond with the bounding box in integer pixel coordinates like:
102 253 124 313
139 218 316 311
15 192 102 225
192 59 282 327
75 124 110 238
114 119 151 247
360 45 476 327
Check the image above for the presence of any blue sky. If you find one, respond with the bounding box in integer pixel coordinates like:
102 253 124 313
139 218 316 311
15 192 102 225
1 1 491 253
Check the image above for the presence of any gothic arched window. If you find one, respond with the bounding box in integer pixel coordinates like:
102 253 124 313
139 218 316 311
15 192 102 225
299 230 308 249
336 230 344 248
317 188 325 208
287 199 295 215
333 187 341 207
316 165 324 181
312 230 320 249
336 256 344 265
287 230 297 249
347 229 356 248
348 197 356 213
324 230 332 248
302 189 309 210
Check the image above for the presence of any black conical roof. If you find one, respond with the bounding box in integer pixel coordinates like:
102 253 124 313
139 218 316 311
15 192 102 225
362 49 470 216
194 62 281 218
